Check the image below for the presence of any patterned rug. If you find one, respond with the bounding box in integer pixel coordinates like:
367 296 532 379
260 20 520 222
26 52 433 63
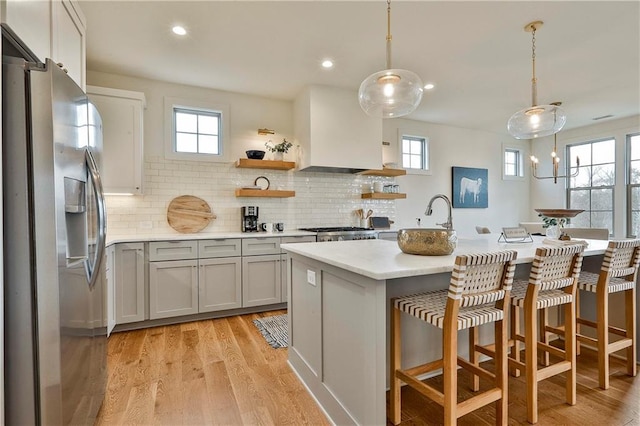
253 314 288 348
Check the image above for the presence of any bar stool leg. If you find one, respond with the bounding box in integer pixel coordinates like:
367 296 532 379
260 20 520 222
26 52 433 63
625 287 637 377
525 301 538 424
597 287 610 390
510 305 521 377
390 304 401 424
469 326 480 392
564 300 577 405
443 320 458 425
495 316 508 425
539 308 550 367
576 290 581 356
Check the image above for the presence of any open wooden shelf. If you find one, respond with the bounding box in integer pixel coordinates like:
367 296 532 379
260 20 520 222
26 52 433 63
357 167 406 177
235 158 295 170
361 193 407 200
235 189 295 198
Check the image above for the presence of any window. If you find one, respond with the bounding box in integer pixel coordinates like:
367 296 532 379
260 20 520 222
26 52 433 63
174 108 220 154
401 135 429 172
566 138 615 234
626 133 640 237
503 146 524 179
164 97 229 162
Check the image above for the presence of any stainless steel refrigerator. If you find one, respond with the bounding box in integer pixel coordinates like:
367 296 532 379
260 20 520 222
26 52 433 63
2 26 107 424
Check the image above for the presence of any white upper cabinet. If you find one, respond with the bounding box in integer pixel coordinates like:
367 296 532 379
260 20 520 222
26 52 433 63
294 85 383 172
51 0 86 89
2 0 86 89
1 0 51 63
88 86 146 195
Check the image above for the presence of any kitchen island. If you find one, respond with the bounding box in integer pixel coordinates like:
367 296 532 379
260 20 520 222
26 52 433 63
280 235 610 425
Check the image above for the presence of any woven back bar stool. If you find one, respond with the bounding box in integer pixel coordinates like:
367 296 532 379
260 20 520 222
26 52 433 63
390 250 517 425
575 239 640 390
470 245 584 425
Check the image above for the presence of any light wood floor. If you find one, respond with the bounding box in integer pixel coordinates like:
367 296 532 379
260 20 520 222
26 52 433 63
96 310 639 425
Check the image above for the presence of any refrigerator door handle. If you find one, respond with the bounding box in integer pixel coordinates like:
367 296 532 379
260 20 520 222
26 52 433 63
85 149 107 290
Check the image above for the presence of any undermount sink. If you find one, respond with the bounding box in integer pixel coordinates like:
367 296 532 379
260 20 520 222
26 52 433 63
397 228 457 256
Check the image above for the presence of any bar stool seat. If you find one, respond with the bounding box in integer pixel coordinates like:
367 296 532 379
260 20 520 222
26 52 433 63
577 270 636 293
510 285 573 309
390 250 517 425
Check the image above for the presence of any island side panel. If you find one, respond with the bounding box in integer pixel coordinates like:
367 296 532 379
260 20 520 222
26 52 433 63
288 254 387 426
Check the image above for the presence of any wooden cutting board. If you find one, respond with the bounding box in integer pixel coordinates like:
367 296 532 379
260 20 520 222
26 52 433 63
167 195 216 233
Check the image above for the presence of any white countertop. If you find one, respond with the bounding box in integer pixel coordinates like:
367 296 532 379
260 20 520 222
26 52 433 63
281 234 610 280
106 230 316 246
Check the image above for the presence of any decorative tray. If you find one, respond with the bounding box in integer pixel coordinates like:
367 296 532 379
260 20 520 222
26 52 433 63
534 209 585 218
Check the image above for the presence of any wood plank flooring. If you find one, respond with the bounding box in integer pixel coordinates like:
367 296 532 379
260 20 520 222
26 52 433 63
96 310 639 425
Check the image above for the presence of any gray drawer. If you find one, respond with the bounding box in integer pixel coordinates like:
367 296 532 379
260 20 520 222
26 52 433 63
198 238 242 258
148 240 198 261
280 235 316 252
242 237 281 256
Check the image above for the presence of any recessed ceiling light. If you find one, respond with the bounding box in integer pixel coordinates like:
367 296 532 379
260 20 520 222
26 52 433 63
172 25 187 36
424 83 435 90
321 59 334 69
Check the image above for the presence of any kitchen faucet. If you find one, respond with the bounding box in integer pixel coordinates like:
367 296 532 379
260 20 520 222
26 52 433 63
425 194 453 230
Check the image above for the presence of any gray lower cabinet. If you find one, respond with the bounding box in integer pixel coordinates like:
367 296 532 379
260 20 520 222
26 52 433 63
114 242 145 324
199 257 242 312
149 259 199 319
242 254 282 307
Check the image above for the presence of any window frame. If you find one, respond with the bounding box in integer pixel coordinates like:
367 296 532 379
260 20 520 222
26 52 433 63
164 96 230 162
565 137 616 235
626 132 640 237
502 144 525 180
399 132 431 175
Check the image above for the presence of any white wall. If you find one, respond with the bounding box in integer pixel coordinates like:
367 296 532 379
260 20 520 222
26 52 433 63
382 119 531 237
529 115 640 238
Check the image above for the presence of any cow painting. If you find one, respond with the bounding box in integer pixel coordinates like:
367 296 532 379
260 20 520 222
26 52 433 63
459 177 482 204
452 167 488 208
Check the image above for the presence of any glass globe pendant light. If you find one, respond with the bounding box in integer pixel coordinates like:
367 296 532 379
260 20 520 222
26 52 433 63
507 21 567 139
358 0 423 118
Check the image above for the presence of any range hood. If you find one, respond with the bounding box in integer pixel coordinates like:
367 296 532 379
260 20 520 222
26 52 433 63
294 85 383 173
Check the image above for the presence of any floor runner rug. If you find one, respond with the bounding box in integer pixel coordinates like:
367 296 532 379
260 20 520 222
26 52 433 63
253 314 288 348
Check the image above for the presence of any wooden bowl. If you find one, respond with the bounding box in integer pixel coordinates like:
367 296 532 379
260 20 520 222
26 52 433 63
534 209 585 218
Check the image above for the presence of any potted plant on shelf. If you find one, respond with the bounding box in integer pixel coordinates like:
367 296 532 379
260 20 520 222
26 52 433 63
265 138 293 161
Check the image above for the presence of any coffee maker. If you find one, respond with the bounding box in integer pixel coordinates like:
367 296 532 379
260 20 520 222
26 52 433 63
241 206 259 232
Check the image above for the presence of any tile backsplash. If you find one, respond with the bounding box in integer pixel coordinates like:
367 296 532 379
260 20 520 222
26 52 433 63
105 156 398 235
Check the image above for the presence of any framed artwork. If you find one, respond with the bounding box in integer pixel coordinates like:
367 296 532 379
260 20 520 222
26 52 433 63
452 166 488 208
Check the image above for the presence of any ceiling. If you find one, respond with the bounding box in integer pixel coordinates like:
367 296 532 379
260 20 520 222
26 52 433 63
79 1 640 136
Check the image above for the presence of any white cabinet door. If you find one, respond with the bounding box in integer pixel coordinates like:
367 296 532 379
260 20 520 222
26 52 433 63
51 0 86 89
114 242 145 324
87 86 145 195
199 257 242 312
242 254 281 307
2 0 51 63
149 259 198 319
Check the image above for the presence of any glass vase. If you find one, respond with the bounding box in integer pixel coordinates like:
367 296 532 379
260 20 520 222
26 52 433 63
273 152 284 161
545 225 559 239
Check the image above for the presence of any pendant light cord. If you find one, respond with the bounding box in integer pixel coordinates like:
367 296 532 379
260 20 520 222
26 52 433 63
386 0 392 69
531 26 538 107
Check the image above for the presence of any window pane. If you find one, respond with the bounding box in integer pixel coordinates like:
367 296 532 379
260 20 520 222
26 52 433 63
402 139 410 153
630 135 640 160
631 211 640 237
591 164 615 186
199 115 218 135
570 213 590 228
569 144 591 167
176 132 197 152
505 164 515 176
630 160 640 184
569 189 590 210
570 166 591 188
591 188 613 210
199 135 218 154
591 211 612 232
176 112 197 133
411 140 422 154
410 155 421 169
505 151 516 164
402 154 411 168
631 186 640 210
592 139 615 164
